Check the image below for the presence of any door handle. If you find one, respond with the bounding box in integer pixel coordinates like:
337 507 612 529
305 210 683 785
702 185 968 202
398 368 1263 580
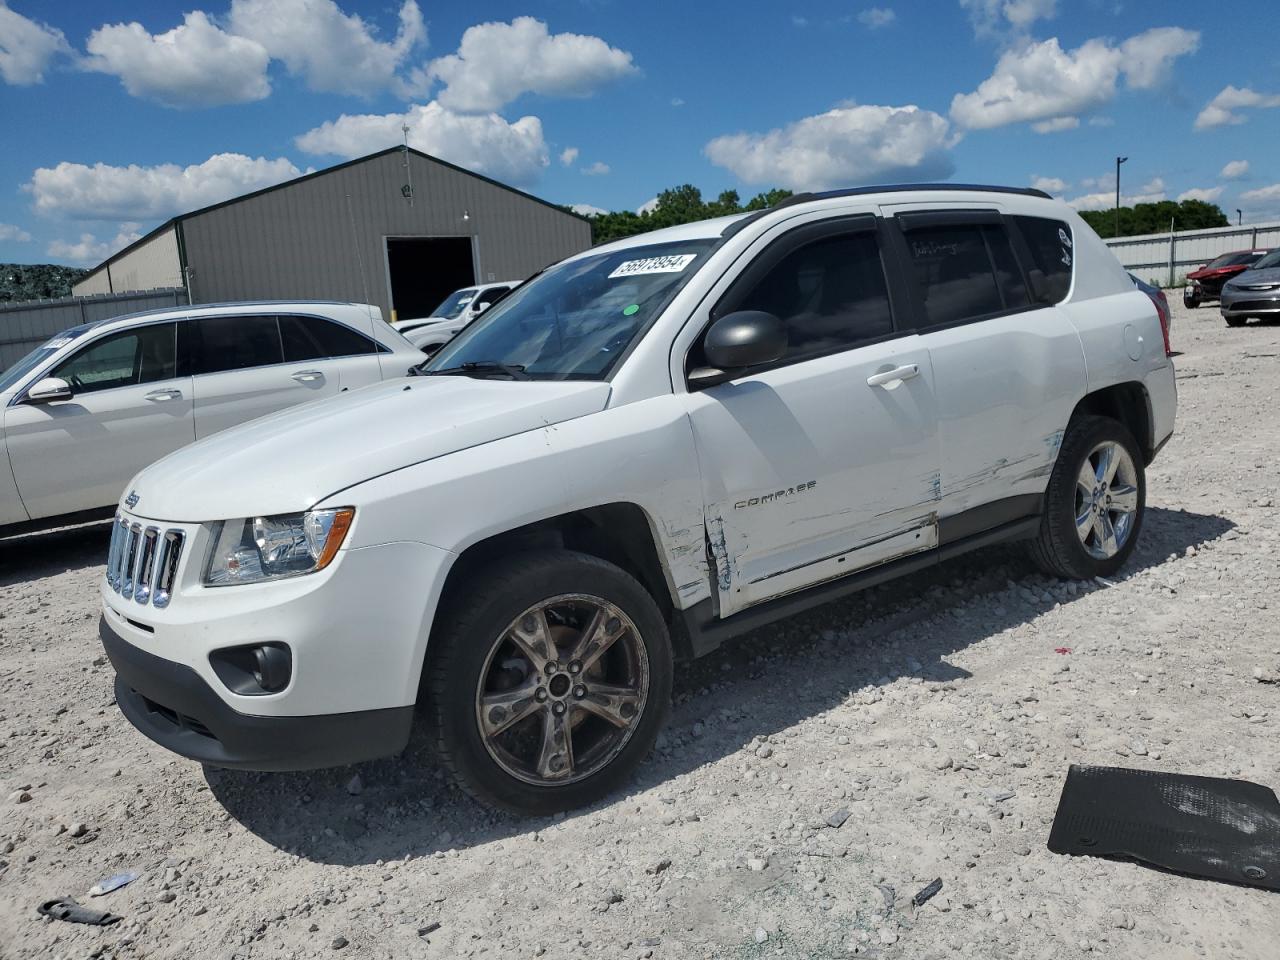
144 389 182 402
866 364 921 388
291 370 324 383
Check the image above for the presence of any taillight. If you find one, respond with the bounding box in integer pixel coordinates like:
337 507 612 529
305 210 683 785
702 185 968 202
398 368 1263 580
1144 290 1173 356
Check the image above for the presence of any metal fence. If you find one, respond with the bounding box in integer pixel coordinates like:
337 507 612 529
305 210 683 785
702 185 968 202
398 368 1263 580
1105 221 1280 288
0 288 187 370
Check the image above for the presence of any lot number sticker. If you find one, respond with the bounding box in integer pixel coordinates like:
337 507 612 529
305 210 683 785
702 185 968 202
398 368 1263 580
608 254 697 279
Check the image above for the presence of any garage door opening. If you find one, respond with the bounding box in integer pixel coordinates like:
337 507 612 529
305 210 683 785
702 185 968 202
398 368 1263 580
386 236 476 322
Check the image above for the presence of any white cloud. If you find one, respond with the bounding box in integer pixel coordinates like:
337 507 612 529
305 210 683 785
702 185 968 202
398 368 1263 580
858 8 897 29
950 28 1199 131
705 103 953 191
228 0 425 97
1177 186 1223 203
570 203 607 217
27 154 303 221
582 161 610 176
1240 184 1280 219
637 197 659 215
0 222 32 242
429 16 637 112
1031 116 1078 133
47 223 143 265
959 0 1056 36
84 12 270 108
0 2 71 85
671 97 685 107
295 101 548 185
1194 86 1280 131
1030 175 1067 194
1140 177 1165 194
1220 160 1249 180
559 146 579 167
1067 182 1167 211
1088 115 1115 127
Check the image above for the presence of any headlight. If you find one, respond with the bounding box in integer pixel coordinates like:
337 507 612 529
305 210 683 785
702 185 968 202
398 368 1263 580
204 508 354 586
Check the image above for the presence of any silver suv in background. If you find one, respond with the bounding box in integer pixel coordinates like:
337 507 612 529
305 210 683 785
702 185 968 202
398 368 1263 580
393 281 519 352
0 301 422 536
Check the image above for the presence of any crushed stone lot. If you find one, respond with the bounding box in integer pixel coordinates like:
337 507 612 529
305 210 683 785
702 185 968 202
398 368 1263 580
2 299 1279 960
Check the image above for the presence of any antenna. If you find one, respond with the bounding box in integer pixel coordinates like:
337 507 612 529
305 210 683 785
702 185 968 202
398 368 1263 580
400 122 414 207
345 193 376 324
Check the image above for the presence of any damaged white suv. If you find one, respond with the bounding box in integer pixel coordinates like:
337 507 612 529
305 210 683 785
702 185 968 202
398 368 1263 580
101 186 1175 814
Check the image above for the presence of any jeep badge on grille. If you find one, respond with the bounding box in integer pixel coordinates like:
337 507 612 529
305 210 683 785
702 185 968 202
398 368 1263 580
125 490 140 509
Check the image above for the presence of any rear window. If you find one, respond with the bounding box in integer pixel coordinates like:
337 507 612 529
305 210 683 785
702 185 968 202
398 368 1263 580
279 315 379 360
186 315 283 375
1013 216 1074 304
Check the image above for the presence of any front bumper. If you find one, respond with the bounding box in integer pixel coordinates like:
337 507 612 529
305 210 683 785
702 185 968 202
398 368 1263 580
1221 289 1280 317
103 617 413 770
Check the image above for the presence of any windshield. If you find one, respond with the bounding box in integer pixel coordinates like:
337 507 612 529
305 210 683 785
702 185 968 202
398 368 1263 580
0 322 96 394
1206 252 1262 269
428 288 479 320
428 239 717 381
1249 249 1280 271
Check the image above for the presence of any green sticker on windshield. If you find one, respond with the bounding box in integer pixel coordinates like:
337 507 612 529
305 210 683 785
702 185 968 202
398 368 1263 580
623 304 639 316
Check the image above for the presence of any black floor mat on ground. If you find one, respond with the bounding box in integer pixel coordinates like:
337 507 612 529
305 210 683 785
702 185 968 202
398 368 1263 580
1048 764 1280 890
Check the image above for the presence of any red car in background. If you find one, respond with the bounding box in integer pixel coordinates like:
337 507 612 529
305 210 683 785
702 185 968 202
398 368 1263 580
1184 249 1269 307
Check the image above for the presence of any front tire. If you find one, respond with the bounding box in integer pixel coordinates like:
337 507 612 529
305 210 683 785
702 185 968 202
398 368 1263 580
1030 415 1145 580
1184 295 1200 309
426 550 672 815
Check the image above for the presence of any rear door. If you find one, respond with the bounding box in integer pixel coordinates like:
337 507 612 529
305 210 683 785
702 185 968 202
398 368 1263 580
882 205 1086 531
4 321 194 519
187 314 340 440
278 313 384 391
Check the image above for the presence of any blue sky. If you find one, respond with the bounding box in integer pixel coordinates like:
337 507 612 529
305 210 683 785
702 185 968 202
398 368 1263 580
1 0 1277 266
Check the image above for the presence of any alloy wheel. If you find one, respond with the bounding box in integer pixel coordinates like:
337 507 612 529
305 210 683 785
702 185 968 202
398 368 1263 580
1074 440 1139 560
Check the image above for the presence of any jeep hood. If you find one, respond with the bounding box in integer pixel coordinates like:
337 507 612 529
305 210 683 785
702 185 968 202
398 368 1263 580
126 377 611 521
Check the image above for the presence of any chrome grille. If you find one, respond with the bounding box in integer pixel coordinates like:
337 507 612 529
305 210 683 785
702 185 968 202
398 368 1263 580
106 513 186 608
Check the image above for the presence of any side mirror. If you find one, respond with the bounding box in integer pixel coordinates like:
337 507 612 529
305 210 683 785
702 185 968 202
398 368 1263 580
474 301 492 314
689 311 788 388
26 376 73 404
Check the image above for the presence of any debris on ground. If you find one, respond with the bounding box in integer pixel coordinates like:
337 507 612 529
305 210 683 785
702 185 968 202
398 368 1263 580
37 898 122 926
87 872 138 897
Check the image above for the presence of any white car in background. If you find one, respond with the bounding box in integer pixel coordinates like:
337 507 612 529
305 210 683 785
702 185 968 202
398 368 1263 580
393 281 519 353
0 301 421 536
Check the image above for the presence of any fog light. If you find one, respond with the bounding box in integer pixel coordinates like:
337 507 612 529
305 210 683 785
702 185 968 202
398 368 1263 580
210 643 293 696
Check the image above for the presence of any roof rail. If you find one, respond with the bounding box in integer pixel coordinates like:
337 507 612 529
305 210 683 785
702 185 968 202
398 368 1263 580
774 183 1053 208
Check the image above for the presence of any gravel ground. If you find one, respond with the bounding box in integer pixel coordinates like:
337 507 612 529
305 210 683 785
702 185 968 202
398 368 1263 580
2 299 1278 960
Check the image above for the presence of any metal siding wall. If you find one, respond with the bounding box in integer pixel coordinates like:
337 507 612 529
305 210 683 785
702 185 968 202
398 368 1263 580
107 228 182 292
1106 220 1280 286
0 288 187 369
72 270 112 297
181 152 591 318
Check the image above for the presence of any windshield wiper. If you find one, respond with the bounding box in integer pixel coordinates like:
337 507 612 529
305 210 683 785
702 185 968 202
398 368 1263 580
420 360 530 381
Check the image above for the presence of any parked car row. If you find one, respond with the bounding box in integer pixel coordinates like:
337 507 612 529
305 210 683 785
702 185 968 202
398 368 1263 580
1179 246 1280 327
392 280 520 354
91 185 1176 814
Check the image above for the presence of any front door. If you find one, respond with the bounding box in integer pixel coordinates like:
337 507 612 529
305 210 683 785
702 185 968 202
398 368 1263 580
683 218 941 616
4 321 194 519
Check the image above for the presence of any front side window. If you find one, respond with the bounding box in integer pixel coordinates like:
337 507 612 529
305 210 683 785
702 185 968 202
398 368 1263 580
51 323 176 394
903 223 1030 327
279 315 379 361
186 315 283 375
722 231 894 363
429 239 717 380
1013 216 1074 304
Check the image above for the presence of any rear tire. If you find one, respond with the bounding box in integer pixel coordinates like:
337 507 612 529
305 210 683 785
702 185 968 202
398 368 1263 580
1225 315 1246 327
426 550 672 815
1029 415 1145 580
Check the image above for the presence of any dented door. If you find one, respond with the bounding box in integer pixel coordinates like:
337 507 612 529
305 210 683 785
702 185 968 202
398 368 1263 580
685 340 941 616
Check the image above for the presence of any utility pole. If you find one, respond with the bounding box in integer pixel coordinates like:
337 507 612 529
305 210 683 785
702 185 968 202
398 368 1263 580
1237 209 1243 226
1114 156 1128 238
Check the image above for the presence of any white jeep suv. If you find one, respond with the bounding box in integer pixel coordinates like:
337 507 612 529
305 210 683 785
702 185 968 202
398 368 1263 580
100 186 1175 814
0 301 422 537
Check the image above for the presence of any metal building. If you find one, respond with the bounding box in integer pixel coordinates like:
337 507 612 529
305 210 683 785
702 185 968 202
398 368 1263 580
72 147 592 322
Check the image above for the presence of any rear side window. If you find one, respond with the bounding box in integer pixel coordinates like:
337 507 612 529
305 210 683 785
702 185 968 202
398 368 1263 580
279 315 379 361
186 315 283 375
902 222 1030 327
727 230 894 363
1013 216 1074 304
52 323 177 393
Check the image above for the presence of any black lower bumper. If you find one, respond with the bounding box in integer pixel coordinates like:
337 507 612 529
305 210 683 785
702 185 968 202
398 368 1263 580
101 617 413 771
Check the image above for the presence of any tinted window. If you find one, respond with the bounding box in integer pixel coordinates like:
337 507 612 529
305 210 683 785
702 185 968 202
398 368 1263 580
1013 216 1074 304
903 223 1033 326
187 315 282 375
730 231 893 362
279 315 378 361
52 323 176 394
